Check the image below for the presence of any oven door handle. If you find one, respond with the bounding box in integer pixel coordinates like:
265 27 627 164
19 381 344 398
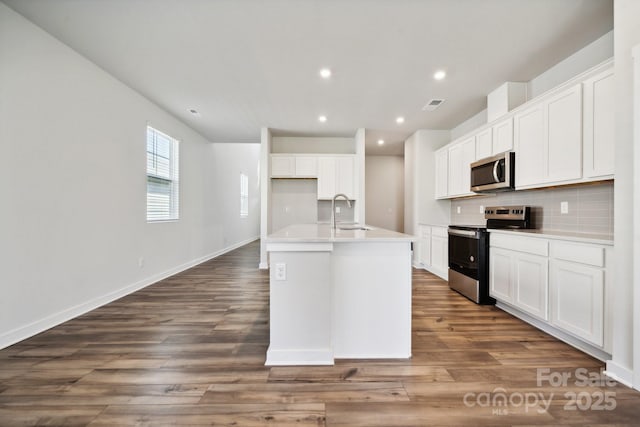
448 229 479 238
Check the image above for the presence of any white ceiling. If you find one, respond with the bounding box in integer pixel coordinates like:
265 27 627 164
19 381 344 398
3 0 613 155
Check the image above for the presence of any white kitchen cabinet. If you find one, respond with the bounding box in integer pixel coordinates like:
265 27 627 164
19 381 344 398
583 68 614 179
492 117 513 154
490 230 612 358
550 259 604 347
447 138 475 197
271 155 318 178
317 156 355 200
271 156 296 177
295 156 318 177
515 84 582 189
475 127 493 160
513 253 548 321
490 242 548 321
546 84 582 183
490 247 514 303
414 225 447 280
434 148 449 199
514 103 545 187
430 226 448 280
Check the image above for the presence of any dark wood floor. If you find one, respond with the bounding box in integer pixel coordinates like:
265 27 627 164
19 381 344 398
1 240 639 426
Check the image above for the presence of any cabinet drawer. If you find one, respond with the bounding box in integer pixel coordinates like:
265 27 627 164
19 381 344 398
490 233 548 256
431 226 448 238
550 242 604 267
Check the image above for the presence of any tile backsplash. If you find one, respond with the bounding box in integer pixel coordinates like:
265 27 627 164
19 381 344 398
450 181 614 235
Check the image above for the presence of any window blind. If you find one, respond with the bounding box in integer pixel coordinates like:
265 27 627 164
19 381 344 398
147 126 179 221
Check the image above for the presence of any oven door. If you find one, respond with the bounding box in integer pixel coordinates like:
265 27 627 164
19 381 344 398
448 228 479 279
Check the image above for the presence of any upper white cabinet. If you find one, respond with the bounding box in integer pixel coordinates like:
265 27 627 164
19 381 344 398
515 84 582 189
434 61 613 200
514 103 545 187
475 127 493 160
271 156 296 177
271 155 317 178
317 156 355 200
492 117 514 154
546 84 583 183
447 137 475 197
435 148 449 199
583 68 615 179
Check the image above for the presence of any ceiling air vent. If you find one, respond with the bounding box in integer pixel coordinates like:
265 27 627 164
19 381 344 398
422 99 445 112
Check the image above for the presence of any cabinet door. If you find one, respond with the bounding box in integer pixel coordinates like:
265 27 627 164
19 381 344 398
546 84 582 183
514 104 545 187
317 157 336 199
335 157 355 199
419 226 431 267
513 253 549 320
461 138 476 195
431 235 448 274
435 149 449 199
490 247 514 303
447 144 463 196
475 128 493 160
550 260 604 347
492 117 513 154
583 69 614 179
448 138 475 197
295 156 318 177
271 156 295 177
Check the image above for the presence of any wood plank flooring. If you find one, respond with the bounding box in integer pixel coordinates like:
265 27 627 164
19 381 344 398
1 240 639 426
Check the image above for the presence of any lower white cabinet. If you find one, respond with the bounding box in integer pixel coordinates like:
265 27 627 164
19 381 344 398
513 253 548 321
490 245 548 320
549 259 605 347
414 225 448 280
490 231 612 357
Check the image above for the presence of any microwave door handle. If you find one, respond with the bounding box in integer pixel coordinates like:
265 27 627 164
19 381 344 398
492 161 500 182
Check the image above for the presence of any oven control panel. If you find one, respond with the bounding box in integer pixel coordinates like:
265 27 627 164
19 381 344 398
484 206 530 220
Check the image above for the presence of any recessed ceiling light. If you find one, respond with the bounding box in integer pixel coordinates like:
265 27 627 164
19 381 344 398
188 108 201 117
318 115 327 123
434 70 446 81
396 116 405 124
378 139 385 145
319 68 332 79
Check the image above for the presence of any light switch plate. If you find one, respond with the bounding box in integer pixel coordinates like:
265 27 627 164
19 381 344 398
561 201 569 214
457 206 461 214
336 206 341 214
479 205 484 214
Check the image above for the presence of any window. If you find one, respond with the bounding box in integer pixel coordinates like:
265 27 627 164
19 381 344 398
240 173 249 218
146 126 179 222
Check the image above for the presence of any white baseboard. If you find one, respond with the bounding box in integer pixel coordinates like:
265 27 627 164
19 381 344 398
604 361 634 388
265 347 334 366
0 236 259 350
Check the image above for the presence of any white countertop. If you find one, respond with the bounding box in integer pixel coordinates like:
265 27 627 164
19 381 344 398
489 228 614 245
267 223 415 243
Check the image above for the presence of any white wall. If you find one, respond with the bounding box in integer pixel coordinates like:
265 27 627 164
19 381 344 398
365 156 404 232
607 0 640 389
404 130 451 236
0 4 260 348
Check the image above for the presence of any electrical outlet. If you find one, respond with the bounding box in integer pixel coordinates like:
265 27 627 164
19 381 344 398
479 205 484 214
336 206 341 214
457 206 461 214
561 201 569 214
138 257 144 268
275 263 286 281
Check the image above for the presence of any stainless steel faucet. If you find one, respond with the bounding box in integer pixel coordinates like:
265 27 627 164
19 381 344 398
332 193 352 230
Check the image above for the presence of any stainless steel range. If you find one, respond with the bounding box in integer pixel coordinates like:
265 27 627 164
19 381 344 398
448 206 532 304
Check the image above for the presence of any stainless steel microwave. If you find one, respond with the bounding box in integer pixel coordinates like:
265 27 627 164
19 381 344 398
470 151 515 193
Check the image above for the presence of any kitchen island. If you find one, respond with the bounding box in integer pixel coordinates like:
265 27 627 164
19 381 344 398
265 223 414 365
